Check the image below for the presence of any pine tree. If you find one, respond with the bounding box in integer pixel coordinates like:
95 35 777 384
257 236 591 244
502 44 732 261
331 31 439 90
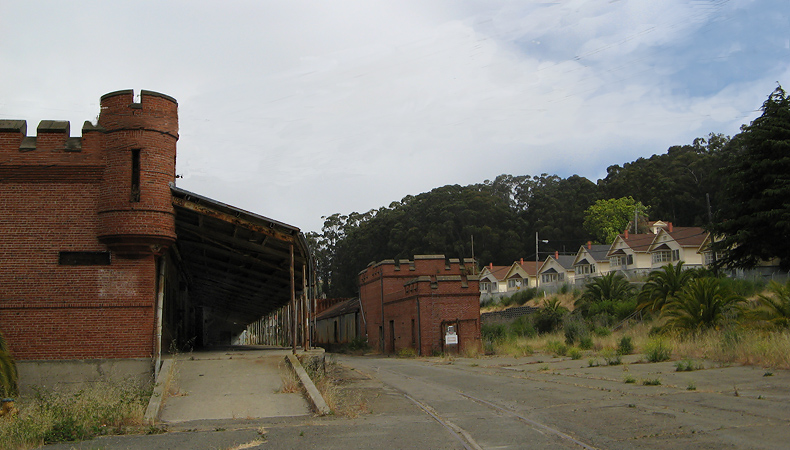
710 85 790 270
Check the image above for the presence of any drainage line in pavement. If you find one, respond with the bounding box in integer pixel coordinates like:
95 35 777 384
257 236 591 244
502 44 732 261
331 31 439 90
404 394 482 450
458 392 598 450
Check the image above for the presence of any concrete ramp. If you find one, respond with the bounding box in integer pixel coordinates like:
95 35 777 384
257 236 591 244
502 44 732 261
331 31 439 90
159 346 310 423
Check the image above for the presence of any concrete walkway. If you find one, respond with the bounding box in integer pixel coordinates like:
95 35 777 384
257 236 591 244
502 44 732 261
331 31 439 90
158 346 310 423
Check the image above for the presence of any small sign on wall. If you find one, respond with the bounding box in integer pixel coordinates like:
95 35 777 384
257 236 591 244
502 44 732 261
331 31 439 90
445 325 458 345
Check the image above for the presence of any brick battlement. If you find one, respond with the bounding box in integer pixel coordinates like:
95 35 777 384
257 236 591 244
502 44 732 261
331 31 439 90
359 254 476 286
0 90 177 164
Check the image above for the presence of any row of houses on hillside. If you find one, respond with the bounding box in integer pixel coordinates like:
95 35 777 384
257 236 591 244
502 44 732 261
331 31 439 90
480 221 781 300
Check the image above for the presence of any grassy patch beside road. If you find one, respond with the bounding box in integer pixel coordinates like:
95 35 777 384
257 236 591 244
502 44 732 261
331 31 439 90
0 380 156 450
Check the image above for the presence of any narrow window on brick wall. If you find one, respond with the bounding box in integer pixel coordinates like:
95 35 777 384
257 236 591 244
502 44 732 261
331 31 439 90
131 149 141 202
59 251 111 266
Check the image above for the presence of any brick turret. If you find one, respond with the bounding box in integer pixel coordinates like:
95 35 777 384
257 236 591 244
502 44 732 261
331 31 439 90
96 90 178 254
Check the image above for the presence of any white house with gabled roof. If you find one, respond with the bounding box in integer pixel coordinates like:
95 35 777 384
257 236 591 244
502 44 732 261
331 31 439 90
573 242 611 285
538 252 575 291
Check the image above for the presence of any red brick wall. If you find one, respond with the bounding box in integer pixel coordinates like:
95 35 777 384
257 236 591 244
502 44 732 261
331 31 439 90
359 255 480 355
0 90 177 361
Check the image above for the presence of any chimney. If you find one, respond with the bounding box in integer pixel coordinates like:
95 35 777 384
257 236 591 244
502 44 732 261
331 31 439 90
554 250 559 259
668 222 673 232
520 258 524 265
624 229 629 239
489 262 493 270
587 241 592 250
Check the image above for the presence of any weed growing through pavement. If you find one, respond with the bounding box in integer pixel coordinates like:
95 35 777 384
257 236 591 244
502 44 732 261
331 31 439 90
641 378 662 386
279 362 301 394
600 348 622 366
303 357 369 418
396 348 417 358
675 359 704 372
644 338 672 362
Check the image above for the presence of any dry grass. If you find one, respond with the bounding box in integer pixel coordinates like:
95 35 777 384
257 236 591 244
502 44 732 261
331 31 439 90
310 361 369 418
670 328 790 369
493 339 534 358
0 380 153 450
279 362 301 394
525 293 577 311
506 319 790 370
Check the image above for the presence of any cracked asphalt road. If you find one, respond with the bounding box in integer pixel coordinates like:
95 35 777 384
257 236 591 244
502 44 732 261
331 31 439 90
45 352 790 449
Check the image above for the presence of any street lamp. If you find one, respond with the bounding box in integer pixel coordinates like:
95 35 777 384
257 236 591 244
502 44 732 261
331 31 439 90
535 232 549 287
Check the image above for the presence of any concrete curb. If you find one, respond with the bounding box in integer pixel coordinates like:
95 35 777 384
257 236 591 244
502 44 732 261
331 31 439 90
144 358 173 423
286 353 331 415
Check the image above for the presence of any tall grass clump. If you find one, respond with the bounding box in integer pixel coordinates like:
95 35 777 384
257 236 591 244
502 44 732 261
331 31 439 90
0 380 152 449
644 337 673 362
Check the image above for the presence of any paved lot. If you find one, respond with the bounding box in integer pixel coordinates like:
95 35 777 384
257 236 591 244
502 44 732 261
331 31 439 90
45 350 790 449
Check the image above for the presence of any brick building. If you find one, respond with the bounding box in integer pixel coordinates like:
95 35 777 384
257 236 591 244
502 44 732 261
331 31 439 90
358 255 481 356
0 90 312 389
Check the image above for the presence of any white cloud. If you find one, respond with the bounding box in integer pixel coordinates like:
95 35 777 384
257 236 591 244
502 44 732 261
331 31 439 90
1 0 788 233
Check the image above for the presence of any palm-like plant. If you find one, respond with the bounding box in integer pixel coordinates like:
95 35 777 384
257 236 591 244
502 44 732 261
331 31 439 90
637 262 698 313
752 280 790 328
0 331 19 398
576 272 634 313
661 278 745 331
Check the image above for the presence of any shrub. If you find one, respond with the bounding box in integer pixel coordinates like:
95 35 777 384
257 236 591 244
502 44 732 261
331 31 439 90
534 298 568 333
617 336 634 355
510 315 537 338
644 337 672 362
600 348 621 366
563 316 590 345
579 336 594 350
545 340 568 357
593 326 611 337
510 288 538 306
567 347 583 360
642 377 662 386
623 374 636 384
347 337 370 353
481 323 509 343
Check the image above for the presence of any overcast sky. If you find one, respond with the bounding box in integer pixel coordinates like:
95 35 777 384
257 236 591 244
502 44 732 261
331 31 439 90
2 0 788 233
